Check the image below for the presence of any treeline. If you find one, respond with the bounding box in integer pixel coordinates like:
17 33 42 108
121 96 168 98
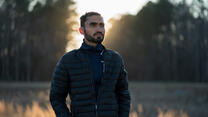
105 0 208 82
0 0 76 81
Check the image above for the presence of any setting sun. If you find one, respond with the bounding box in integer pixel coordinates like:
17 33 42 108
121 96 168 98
66 0 155 51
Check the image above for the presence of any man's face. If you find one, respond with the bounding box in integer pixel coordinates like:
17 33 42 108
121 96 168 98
83 15 105 44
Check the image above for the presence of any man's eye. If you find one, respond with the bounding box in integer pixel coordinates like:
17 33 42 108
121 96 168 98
100 23 104 27
90 23 97 26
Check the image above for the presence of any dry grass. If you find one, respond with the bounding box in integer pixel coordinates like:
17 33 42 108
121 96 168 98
0 82 207 117
0 100 190 117
0 100 55 117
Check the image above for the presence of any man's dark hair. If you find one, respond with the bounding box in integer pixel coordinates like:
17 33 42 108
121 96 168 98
80 12 101 28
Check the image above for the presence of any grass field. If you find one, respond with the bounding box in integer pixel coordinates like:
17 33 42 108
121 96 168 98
0 82 207 117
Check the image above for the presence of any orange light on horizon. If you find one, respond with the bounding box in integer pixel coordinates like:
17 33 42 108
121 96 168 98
66 0 155 52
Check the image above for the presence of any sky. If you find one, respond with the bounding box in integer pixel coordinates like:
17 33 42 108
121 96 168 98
66 0 156 51
74 0 155 22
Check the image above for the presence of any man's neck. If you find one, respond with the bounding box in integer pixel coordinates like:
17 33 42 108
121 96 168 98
84 38 98 47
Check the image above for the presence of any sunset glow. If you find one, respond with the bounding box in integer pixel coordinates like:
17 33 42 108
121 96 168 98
66 0 155 51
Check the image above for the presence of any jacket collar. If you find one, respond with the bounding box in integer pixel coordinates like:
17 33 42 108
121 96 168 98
80 39 105 53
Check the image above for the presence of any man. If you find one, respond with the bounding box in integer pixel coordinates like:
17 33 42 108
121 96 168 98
50 12 130 117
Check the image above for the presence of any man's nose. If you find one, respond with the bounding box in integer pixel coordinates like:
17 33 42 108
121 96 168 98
96 26 104 32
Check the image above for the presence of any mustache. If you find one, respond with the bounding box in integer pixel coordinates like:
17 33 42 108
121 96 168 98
93 32 103 36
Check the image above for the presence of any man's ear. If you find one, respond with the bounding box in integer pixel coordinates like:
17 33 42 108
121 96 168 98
79 27 84 35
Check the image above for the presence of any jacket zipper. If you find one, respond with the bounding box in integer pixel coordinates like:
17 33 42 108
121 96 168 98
95 50 106 117
95 104 98 117
85 52 99 117
86 50 106 117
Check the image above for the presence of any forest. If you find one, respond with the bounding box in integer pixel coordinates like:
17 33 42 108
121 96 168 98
0 0 207 82
105 0 208 82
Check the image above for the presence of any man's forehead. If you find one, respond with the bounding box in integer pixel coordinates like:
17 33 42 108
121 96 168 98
86 15 104 23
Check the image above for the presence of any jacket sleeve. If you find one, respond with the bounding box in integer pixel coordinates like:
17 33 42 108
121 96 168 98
49 57 72 117
116 63 131 117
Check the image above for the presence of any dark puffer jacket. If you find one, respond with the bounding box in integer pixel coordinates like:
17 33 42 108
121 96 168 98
50 48 131 117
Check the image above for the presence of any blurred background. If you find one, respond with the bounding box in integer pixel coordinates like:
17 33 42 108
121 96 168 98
0 0 208 117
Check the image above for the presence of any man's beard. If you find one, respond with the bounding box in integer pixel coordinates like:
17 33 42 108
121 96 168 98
84 29 104 44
